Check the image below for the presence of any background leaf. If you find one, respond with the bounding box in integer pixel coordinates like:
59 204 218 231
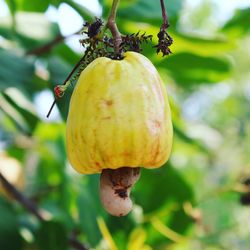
0 198 23 250
222 8 250 35
77 175 103 246
0 49 34 93
36 220 68 250
17 0 50 12
118 0 183 24
156 52 231 86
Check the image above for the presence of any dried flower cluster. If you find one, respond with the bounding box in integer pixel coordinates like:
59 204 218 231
154 28 173 56
79 18 154 59
72 18 156 81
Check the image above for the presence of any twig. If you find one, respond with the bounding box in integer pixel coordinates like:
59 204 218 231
106 0 122 56
0 172 89 250
26 29 82 56
0 172 44 221
46 55 85 118
160 0 169 30
26 34 65 56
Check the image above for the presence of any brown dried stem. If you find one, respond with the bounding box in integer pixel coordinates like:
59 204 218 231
160 0 169 30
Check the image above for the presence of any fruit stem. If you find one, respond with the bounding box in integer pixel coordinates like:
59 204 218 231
46 54 86 118
106 0 122 57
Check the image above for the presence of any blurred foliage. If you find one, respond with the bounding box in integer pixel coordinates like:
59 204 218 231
0 0 250 249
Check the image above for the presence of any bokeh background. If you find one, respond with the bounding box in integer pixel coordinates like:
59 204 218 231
0 0 250 249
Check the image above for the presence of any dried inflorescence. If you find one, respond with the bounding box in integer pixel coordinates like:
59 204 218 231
83 17 103 38
79 18 167 60
121 32 153 53
78 16 172 63
154 28 173 56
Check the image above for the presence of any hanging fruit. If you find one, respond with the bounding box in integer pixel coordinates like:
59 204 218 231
47 0 173 216
66 51 173 216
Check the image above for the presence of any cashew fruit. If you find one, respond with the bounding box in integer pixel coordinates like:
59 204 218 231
66 51 173 174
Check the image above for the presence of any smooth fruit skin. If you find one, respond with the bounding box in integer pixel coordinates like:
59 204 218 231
66 51 173 174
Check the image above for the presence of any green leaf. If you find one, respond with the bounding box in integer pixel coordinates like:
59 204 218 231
53 43 81 66
0 198 23 250
156 52 231 86
133 165 194 246
0 49 35 92
77 175 103 246
33 123 67 187
36 220 68 250
174 123 209 153
5 0 50 13
222 8 250 36
118 22 234 58
63 0 94 22
0 91 31 134
16 12 60 44
0 25 15 40
116 0 183 24
199 192 240 245
134 165 194 214
2 88 39 132
0 13 60 49
171 32 235 56
104 217 137 250
33 123 72 224
4 0 16 15
18 0 50 12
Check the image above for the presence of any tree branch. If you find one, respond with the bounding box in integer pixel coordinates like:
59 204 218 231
26 29 82 56
0 172 89 250
0 172 44 221
26 34 65 56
